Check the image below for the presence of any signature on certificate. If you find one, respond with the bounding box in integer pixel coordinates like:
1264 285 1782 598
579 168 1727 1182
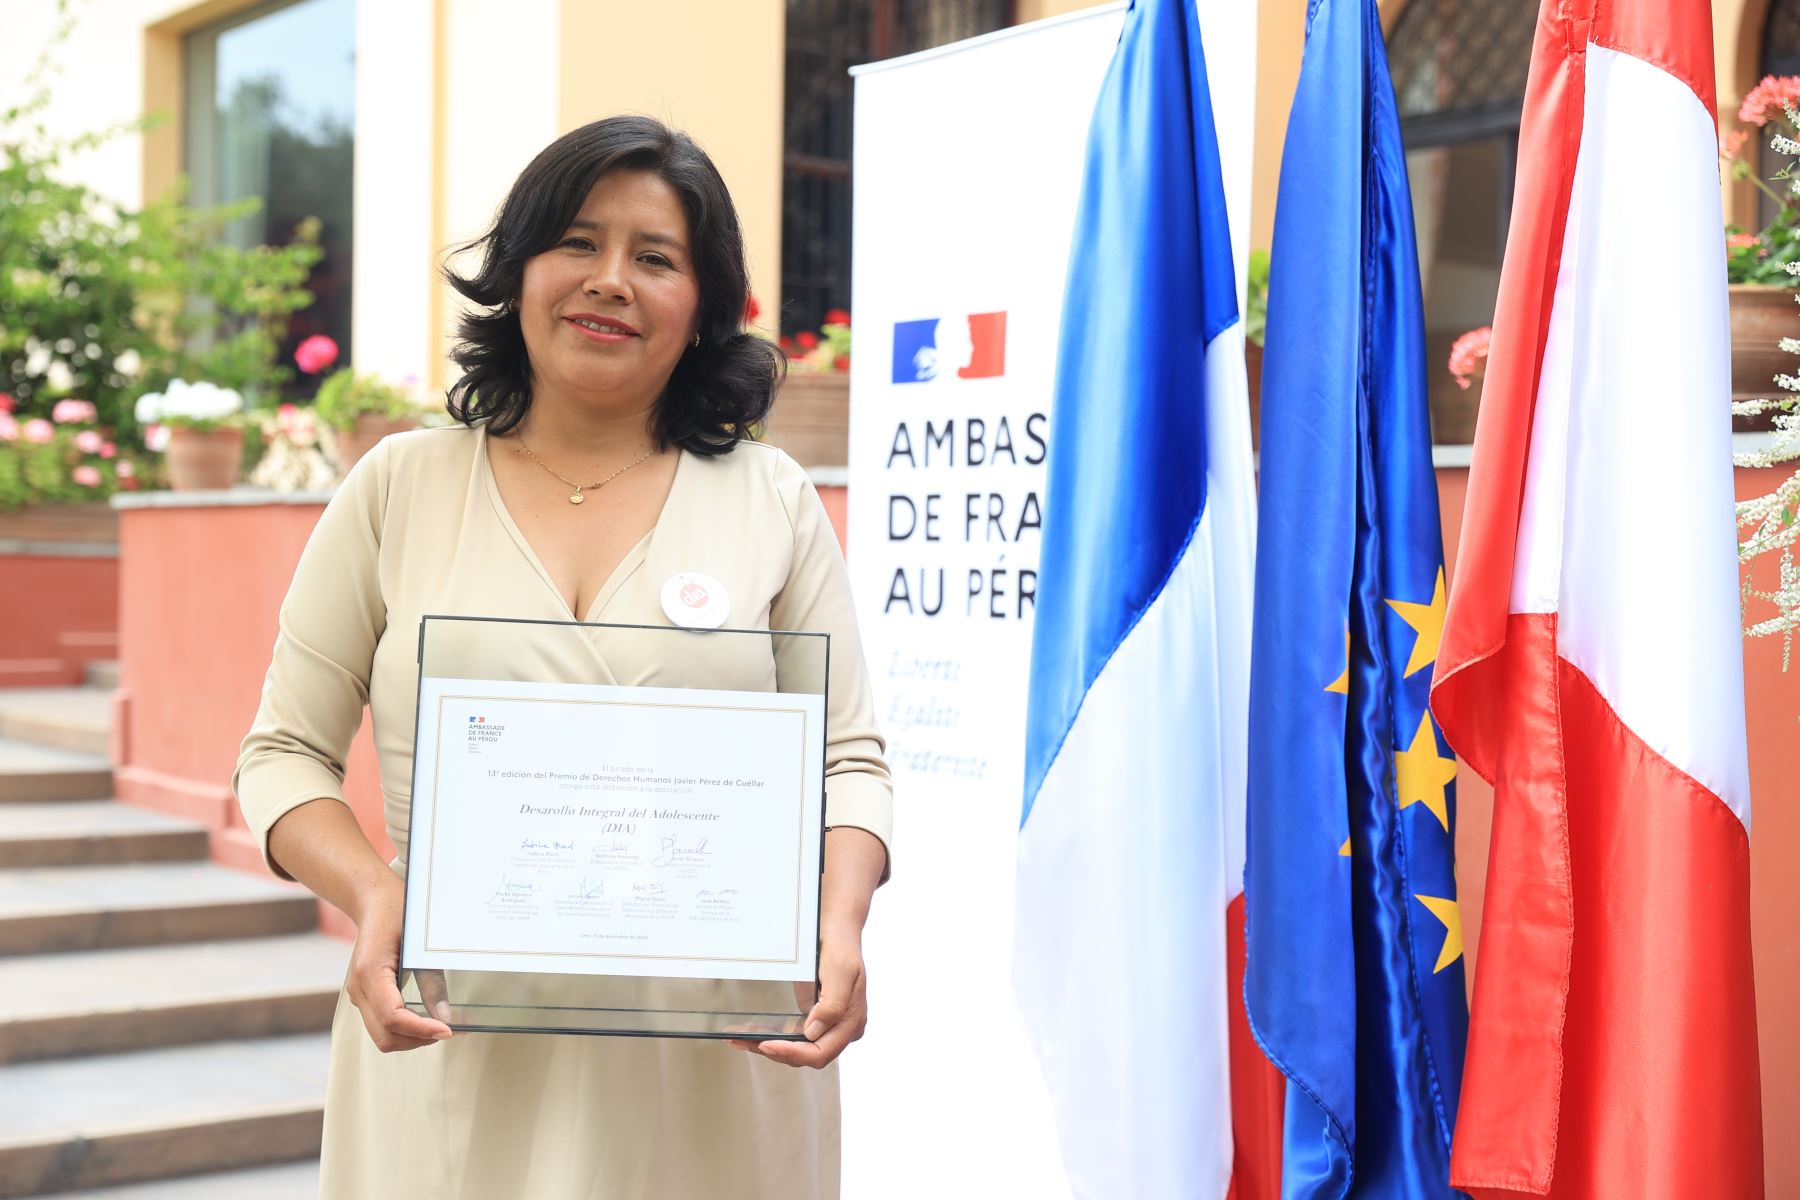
488 875 540 904
651 835 712 868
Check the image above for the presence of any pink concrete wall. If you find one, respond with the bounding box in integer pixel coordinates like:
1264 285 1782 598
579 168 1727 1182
0 554 119 686
115 503 387 936
1735 467 1800 1190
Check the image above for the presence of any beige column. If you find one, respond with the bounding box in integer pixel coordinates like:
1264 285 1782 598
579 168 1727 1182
557 0 788 324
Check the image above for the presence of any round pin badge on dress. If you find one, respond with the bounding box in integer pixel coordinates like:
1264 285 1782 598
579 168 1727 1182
660 571 731 629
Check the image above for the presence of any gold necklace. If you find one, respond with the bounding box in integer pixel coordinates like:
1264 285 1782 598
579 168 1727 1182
515 436 656 505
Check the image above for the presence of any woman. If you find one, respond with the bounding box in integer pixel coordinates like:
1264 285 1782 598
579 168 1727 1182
234 116 891 1198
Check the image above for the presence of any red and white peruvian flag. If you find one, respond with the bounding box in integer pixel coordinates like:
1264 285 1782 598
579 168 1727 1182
1430 0 1763 1196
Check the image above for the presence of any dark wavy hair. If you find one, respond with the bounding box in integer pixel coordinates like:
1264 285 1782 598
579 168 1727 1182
442 115 783 454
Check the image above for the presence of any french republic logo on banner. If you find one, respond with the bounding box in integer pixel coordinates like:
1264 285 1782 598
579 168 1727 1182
890 312 1007 383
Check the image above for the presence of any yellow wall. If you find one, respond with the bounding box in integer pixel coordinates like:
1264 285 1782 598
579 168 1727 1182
1014 0 1111 20
557 0 788 328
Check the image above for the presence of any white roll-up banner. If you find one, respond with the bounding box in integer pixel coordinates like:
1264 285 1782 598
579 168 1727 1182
842 10 1121 1198
843 4 1257 1195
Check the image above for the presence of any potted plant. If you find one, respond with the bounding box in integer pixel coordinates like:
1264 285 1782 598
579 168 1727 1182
1719 76 1800 425
134 380 246 490
768 308 851 469
312 365 423 475
249 402 336 493
0 393 150 534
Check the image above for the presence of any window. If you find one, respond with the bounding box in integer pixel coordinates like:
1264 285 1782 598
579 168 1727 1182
781 0 1013 337
184 0 354 393
1388 0 1536 444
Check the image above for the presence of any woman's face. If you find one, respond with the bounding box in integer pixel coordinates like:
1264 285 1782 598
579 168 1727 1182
517 169 702 417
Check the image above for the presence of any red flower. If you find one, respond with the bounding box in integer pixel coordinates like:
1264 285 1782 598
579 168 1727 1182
1447 326 1492 391
823 308 851 327
1739 75 1800 126
744 296 761 324
0 393 13 414
294 335 340 375
778 335 795 352
796 330 820 350
832 354 850 372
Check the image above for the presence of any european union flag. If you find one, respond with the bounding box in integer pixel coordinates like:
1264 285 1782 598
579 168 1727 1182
1244 0 1468 1196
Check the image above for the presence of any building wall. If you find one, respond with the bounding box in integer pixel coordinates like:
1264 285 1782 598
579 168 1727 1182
556 0 787 341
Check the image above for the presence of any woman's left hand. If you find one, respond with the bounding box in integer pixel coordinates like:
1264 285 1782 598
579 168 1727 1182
730 932 868 1068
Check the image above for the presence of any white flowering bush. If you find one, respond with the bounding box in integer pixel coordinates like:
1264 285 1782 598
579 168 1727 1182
249 403 336 492
1733 109 1800 664
1735 367 1800 665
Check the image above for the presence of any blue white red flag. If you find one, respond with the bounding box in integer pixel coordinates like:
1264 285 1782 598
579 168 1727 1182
1016 0 1258 1194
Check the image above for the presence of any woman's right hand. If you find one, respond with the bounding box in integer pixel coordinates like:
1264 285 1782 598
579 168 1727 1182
346 877 453 1052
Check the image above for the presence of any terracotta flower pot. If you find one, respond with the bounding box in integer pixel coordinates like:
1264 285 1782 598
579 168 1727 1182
1728 284 1798 432
164 427 244 491
335 414 421 476
763 372 849 468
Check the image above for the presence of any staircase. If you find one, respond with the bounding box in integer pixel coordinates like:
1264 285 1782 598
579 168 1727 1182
0 669 342 1198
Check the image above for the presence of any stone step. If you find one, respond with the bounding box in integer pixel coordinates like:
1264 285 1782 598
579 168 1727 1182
0 741 110 804
0 689 110 760
0 934 346 1064
0 804 208 870
35 1160 320 1199
82 663 119 692
0 863 317 956
0 1034 328 1197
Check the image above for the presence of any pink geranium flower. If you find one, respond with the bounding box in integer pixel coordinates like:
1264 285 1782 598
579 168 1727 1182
1720 128 1750 160
99 441 117 459
1728 232 1760 251
1739 75 1800 126
294 335 340 375
52 399 98 424
115 460 136 479
74 430 104 454
22 418 54 444
71 465 102 488
0 414 17 441
1448 326 1492 391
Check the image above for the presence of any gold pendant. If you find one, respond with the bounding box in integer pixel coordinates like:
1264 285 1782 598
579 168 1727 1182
569 492 585 505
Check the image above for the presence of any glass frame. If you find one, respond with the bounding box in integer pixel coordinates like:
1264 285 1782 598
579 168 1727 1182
398 615 830 1041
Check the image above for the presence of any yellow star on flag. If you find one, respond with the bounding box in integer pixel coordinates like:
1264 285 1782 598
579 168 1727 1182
1394 713 1456 832
1338 836 1352 857
1326 630 1350 694
1386 568 1447 677
1414 894 1464 973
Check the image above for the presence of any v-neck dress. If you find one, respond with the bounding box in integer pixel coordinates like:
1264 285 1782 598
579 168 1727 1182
233 424 892 1199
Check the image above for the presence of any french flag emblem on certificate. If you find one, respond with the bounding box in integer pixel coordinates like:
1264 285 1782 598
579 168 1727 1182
890 312 1006 383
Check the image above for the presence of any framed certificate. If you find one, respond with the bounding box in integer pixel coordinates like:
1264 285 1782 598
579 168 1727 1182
398 615 828 1040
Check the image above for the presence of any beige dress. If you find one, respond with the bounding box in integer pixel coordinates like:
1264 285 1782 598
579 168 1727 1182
233 424 892 1200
